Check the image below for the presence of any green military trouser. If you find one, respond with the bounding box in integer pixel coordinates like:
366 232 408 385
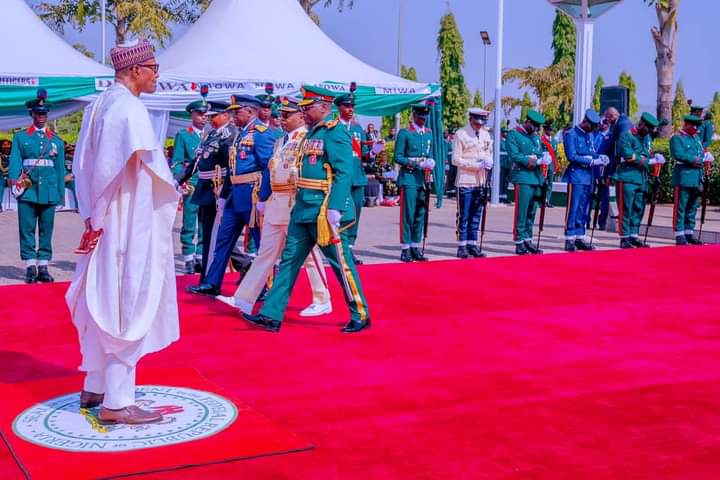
513 183 543 243
180 194 203 256
673 185 701 235
347 185 364 247
17 200 56 261
617 181 647 238
260 219 370 323
400 186 427 245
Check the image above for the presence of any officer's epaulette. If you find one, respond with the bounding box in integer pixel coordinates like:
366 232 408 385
255 124 268 133
325 119 340 129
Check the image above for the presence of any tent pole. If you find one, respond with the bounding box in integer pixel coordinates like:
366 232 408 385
490 0 504 205
101 0 107 64
395 0 404 132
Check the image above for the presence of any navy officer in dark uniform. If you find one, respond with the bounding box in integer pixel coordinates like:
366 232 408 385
190 95 275 295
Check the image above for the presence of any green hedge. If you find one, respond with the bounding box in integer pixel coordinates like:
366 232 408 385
652 139 720 204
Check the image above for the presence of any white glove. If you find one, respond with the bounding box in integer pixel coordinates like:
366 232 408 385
648 157 658 166
421 158 436 170
216 197 226 212
583 155 594 162
10 184 25 198
528 154 538 163
327 209 342 228
591 157 605 166
540 152 552 166
654 153 666 165
599 154 610 166
481 159 494 170
704 152 715 163
256 201 266 215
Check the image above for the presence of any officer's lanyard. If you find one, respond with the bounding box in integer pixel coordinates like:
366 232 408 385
22 130 55 177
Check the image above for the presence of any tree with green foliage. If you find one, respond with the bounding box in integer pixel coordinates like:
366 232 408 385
671 80 689 130
593 75 604 112
437 12 468 131
618 72 639 118
551 10 575 65
381 65 417 136
518 92 535 122
471 89 484 108
710 91 720 128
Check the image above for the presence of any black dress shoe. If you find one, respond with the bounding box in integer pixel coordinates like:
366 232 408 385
685 234 702 245
37 266 54 283
575 239 595 251
564 240 577 252
242 313 281 332
524 241 543 255
194 259 203 274
467 245 486 258
25 266 38 284
456 246 468 259
184 261 195 275
546 202 554 208
515 243 529 255
675 235 688 246
410 247 428 261
187 283 220 296
620 238 633 249
341 319 371 333
629 237 649 248
400 249 413 262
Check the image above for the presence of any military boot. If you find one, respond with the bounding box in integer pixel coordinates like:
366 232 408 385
575 238 595 251
37 266 54 283
456 246 468 259
564 240 577 252
400 249 413 263
685 234 702 245
25 266 38 284
620 238 633 249
675 235 688 246
467 245 486 258
410 247 428 261
515 243 529 255
629 237 649 248
524 240 543 255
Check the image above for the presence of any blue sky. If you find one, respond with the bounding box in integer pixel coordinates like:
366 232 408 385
51 0 719 112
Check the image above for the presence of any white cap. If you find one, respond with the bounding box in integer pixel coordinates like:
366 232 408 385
468 108 489 117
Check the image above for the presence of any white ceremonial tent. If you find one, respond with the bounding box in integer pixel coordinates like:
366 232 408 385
0 0 113 130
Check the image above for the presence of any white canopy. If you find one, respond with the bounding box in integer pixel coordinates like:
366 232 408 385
1 0 112 78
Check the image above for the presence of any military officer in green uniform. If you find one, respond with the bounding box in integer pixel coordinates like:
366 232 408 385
507 109 549 255
671 114 711 245
395 102 435 262
614 112 662 248
256 82 282 139
173 97 208 273
8 89 65 283
334 84 368 264
243 87 371 334
700 112 715 150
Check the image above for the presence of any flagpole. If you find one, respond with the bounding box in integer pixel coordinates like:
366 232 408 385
490 0 504 204
101 0 107 64
395 0 405 131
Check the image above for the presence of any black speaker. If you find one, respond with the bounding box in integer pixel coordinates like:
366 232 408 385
600 86 630 116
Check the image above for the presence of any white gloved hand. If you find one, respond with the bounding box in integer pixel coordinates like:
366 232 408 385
327 209 342 228
256 201 266 215
482 159 494 170
540 152 552 166
648 156 658 166
423 158 436 170
704 152 715 163
288 166 298 180
599 154 610 166
216 197 226 212
528 154 538 163
654 153 666 165
591 157 605 166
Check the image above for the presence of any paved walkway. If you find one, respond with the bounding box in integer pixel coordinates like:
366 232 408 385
0 200 715 285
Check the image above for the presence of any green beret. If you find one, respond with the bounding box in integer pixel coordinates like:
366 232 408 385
334 92 355 107
683 114 702 125
185 100 209 114
639 112 659 128
526 109 546 126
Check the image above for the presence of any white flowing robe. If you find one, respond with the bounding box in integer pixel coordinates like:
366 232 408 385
66 82 180 369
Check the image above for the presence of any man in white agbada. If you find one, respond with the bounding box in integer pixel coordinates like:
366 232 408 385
66 39 179 425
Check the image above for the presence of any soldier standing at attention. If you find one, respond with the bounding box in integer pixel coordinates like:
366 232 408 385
614 112 662 248
394 102 435 262
334 83 368 265
173 92 209 274
8 89 65 283
562 109 607 252
507 110 550 255
242 87 370 334
451 108 493 258
670 114 713 245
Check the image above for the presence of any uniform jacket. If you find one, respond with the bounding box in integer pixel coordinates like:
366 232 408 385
177 123 234 207
507 126 544 186
394 124 433 188
614 130 652 186
699 120 714 150
228 118 274 213
670 130 704 188
260 126 307 226
452 124 493 187
9 126 65 205
172 127 202 184
562 125 598 186
292 116 354 224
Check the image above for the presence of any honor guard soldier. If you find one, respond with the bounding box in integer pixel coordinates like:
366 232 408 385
562 108 608 252
217 96 332 316
452 107 493 258
334 82 368 264
507 109 549 255
174 89 209 274
243 87 371 334
256 82 282 138
190 94 275 295
176 100 235 285
540 119 558 208
614 112 662 248
395 102 435 262
8 89 65 283
0 139 10 210
690 105 715 150
670 114 713 245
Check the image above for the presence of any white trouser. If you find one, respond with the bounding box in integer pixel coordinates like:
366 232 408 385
83 356 137 409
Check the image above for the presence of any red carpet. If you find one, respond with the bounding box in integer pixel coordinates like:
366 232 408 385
0 368 312 479
1 245 720 479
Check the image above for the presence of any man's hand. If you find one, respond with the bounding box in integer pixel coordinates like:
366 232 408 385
216 197 226 212
654 153 666 165
704 152 715 163
327 209 342 229
591 158 606 166
599 154 610 166
481 159 494 170
74 218 103 254
421 158 436 170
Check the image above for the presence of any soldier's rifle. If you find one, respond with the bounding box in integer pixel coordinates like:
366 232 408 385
536 160 549 250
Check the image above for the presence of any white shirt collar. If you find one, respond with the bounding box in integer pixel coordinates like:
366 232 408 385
412 122 425 132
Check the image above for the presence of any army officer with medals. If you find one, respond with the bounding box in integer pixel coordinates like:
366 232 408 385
8 89 66 283
243 87 371 334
